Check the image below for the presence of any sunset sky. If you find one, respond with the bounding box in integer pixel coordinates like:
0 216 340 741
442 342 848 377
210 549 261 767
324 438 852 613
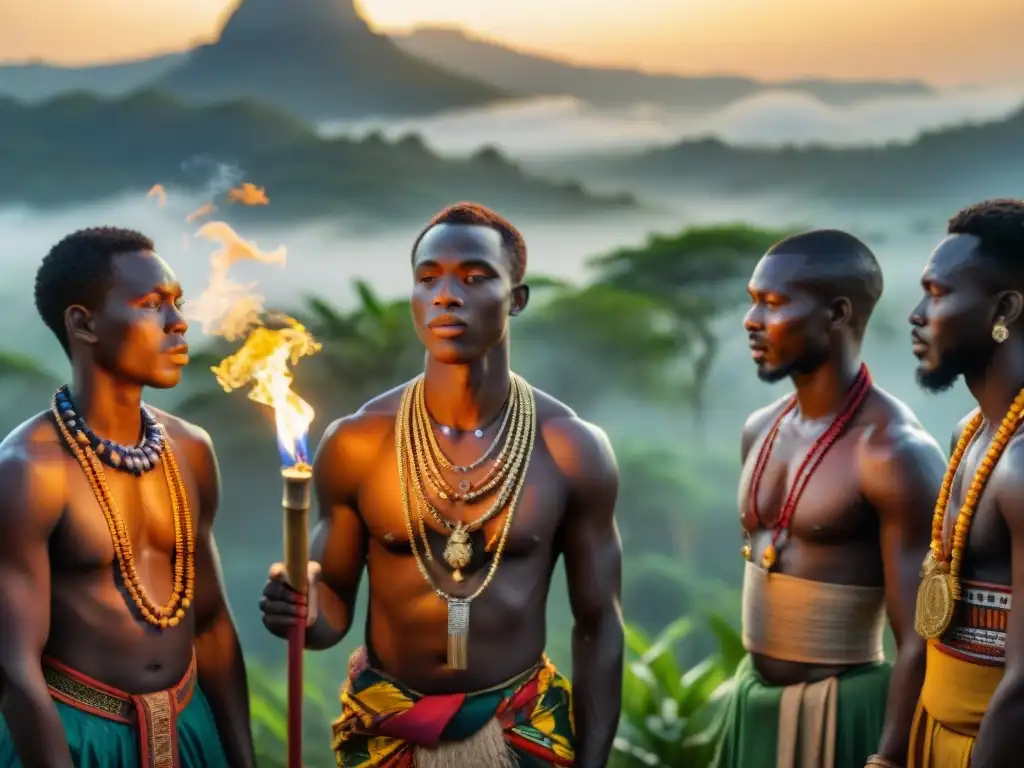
2 0 1021 85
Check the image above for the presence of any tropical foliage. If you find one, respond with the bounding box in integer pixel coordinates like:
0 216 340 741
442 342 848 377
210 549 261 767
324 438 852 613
612 616 744 768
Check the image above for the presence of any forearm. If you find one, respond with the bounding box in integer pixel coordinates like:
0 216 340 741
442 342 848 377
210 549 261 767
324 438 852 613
969 676 1024 767
195 613 255 768
874 639 926 764
571 614 624 768
304 581 352 651
0 669 73 768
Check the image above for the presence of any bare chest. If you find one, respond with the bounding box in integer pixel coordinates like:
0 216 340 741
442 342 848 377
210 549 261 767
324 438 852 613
360 440 568 567
943 447 1012 585
739 423 868 542
50 453 199 573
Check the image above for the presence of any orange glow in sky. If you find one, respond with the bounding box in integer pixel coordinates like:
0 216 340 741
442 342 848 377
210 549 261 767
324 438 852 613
1 0 1021 85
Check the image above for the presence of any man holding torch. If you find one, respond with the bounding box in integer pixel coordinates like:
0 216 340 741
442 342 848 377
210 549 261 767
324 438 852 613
0 228 254 767
260 203 625 767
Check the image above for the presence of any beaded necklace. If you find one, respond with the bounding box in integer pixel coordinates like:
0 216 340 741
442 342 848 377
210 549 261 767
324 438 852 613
915 387 1024 640
54 385 165 475
743 364 872 569
50 389 195 629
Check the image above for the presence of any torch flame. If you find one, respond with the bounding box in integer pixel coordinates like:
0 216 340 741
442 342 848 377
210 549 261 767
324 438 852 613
228 183 269 206
211 319 321 468
183 180 321 469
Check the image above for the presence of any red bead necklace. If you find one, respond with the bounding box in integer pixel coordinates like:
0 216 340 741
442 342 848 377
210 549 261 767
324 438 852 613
743 363 873 569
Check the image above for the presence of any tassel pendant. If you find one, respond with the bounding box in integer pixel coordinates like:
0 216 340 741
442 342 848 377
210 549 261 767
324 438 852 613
446 598 470 670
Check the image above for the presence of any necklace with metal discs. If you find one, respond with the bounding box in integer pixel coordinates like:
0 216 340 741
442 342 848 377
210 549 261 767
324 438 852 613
54 385 166 475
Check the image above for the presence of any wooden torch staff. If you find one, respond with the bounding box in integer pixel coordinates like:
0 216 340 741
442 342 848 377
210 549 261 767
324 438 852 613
282 464 312 768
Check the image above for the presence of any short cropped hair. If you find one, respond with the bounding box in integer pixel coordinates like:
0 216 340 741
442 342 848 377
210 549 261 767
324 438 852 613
767 228 884 336
947 199 1024 279
34 226 154 353
410 202 527 283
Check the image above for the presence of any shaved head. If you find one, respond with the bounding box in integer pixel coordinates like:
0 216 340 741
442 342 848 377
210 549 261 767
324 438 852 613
765 229 884 337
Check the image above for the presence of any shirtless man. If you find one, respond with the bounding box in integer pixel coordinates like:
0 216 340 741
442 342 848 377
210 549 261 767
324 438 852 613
907 199 1024 768
712 229 947 768
260 202 623 768
0 227 254 768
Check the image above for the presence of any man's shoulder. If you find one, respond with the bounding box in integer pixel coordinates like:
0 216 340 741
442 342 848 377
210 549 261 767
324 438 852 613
150 407 213 452
996 432 1024 486
319 384 405 452
532 387 617 485
993 435 1024 527
740 394 792 457
149 408 219 483
0 410 64 465
855 387 931 453
854 387 945 492
0 411 66 526
951 408 981 444
312 383 406 492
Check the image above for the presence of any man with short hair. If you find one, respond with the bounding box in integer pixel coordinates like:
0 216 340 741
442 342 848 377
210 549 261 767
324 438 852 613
908 198 1024 767
0 227 254 767
260 202 624 767
713 229 946 768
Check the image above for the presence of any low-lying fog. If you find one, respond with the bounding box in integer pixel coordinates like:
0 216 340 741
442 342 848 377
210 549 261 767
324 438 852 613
320 86 1024 159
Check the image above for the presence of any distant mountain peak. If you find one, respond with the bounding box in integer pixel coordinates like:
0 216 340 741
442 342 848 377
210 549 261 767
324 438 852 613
154 0 502 120
218 0 366 41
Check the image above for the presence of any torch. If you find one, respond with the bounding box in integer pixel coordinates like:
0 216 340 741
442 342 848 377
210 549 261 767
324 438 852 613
210 321 321 768
273 390 316 768
281 458 312 768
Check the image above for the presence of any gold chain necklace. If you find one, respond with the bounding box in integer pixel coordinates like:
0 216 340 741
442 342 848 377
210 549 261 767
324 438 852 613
416 380 515 474
405 375 532 580
915 388 1024 639
410 374 524 511
51 395 195 629
395 376 536 669
412 380 521 502
406 374 529 578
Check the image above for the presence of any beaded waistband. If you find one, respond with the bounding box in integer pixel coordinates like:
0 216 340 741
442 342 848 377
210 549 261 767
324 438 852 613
43 654 196 768
939 579 1011 666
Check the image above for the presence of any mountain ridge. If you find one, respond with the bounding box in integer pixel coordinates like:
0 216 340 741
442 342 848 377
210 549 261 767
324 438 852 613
0 52 187 102
392 26 935 110
0 89 637 222
548 104 1024 202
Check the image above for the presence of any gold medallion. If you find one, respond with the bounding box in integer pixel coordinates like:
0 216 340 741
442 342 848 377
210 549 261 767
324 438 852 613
914 566 955 640
443 524 472 582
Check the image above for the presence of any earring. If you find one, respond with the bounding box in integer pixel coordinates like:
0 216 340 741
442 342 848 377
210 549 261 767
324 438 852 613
993 317 1009 343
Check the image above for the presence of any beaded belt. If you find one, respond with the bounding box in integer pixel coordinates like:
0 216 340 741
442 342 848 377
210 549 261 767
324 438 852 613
939 579 1011 666
43 653 196 768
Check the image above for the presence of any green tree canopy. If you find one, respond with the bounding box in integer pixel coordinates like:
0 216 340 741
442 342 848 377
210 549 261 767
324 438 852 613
588 223 791 413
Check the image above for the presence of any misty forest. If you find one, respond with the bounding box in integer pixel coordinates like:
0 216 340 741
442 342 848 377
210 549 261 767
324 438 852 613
3 0 1023 766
